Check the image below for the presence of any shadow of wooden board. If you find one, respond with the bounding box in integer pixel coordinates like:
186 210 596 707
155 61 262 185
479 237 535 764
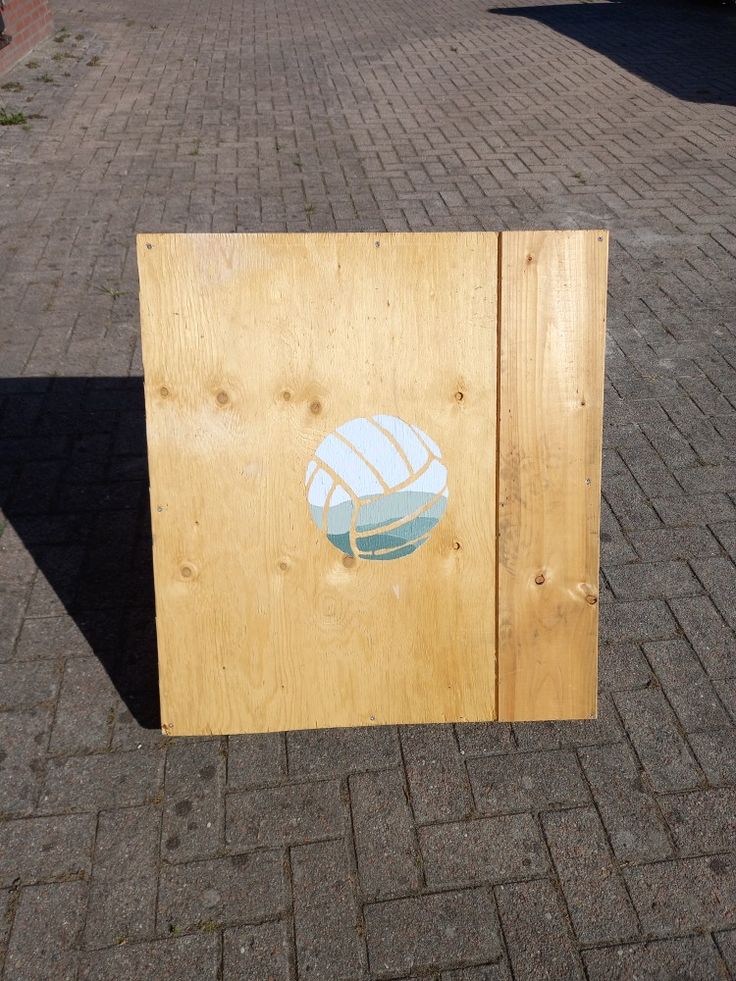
137 230 607 735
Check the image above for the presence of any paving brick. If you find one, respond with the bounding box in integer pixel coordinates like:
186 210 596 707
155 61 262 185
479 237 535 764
454 722 515 757
0 813 94 887
287 725 400 778
84 805 160 947
223 921 292 981
716 930 736 977
659 787 736 854
441 966 510 981
598 643 653 692
157 851 286 933
49 657 115 754
468 751 589 815
4 880 86 980
669 595 736 677
401 724 473 823
495 880 582 981
0 659 60 709
583 936 728 981
227 732 286 788
605 560 701 600
292 839 364 981
14 615 91 660
625 855 736 933
0 585 30 661
78 935 220 981
643 638 731 731
366 889 502 979
614 688 703 791
349 768 421 900
163 792 224 863
165 738 224 796
652 493 736 526
629 527 722 561
541 807 638 945
691 556 736 631
227 780 345 849
599 598 677 644
39 749 165 813
688 728 736 785
0 707 51 816
420 813 548 888
512 694 624 750
578 743 672 863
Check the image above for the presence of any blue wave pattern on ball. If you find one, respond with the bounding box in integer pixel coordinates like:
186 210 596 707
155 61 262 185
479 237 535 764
305 415 448 561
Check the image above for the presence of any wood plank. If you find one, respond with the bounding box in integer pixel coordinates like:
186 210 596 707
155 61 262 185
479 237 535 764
497 229 608 721
137 232 498 735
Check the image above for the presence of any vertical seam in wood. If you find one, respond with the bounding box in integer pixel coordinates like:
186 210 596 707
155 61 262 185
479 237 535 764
495 233 503 722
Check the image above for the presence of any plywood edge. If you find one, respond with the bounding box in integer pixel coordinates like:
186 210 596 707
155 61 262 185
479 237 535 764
496 229 608 722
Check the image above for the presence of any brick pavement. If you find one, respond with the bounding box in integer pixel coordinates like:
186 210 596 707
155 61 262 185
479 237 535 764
1 0 736 977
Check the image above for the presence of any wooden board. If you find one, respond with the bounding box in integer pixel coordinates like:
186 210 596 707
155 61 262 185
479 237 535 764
137 232 499 735
496 230 608 721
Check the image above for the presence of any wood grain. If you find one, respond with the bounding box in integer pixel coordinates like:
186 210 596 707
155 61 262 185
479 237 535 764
137 232 498 735
497 229 608 721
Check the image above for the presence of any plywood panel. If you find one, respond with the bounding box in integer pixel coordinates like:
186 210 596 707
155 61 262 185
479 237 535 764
137 232 498 735
497 229 608 721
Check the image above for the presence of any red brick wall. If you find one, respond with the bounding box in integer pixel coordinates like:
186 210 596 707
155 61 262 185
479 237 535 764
0 0 54 76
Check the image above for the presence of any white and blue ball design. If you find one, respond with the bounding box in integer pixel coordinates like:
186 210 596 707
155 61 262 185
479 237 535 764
305 415 448 561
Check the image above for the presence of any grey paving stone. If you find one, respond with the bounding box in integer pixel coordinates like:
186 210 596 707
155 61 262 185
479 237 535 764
84 805 160 947
365 889 502 979
401 724 473 823
626 855 736 933
614 688 703 791
652 493 736 526
350 768 421 900
467 750 589 815
77 935 220 981
420 813 548 888
4 880 86 980
292 839 364 981
713 675 736 723
598 643 653 692
287 725 400 778
223 921 291 981
0 584 28 661
163 792 224 862
605 560 701 600
165 738 224 796
227 732 286 788
658 787 736 854
0 660 60 709
578 742 672 863
227 780 345 848
541 807 638 945
512 694 623 750
0 887 11 949
157 851 286 933
441 966 510 981
48 657 115 755
630 527 722 561
39 749 165 813
0 706 51 816
688 728 736 785
583 936 729 981
0 813 95 887
14 615 91 660
691 557 736 631
716 929 736 977
495 880 582 981
454 722 515 757
643 638 731 731
666 596 735 677
599 598 678 644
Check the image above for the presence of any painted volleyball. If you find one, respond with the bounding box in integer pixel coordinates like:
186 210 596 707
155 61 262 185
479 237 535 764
305 414 448 561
